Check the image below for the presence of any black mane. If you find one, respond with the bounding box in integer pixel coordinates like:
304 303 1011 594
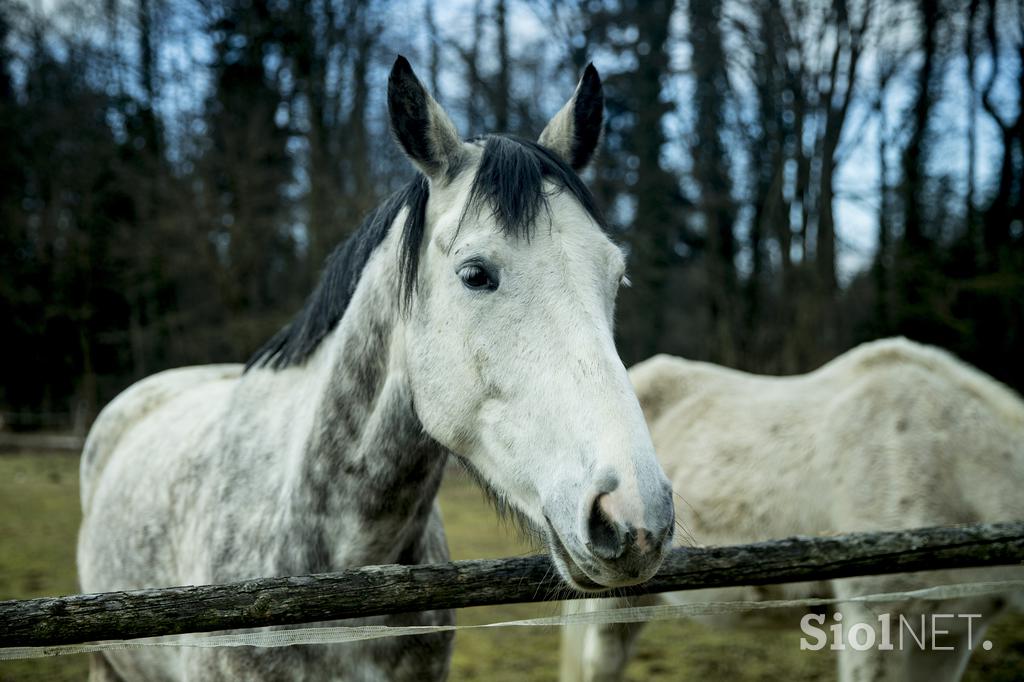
246 134 608 371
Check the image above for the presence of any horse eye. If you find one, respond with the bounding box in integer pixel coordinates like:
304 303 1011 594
458 264 498 292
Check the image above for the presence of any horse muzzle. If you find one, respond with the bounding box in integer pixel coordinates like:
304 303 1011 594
544 481 674 591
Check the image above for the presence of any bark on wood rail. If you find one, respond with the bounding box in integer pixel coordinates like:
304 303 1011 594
2 521 1023 648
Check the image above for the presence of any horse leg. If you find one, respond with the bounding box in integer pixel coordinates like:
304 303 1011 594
901 595 1007 682
88 653 127 682
831 575 921 682
834 601 905 682
560 598 590 682
833 583 1009 682
560 594 659 682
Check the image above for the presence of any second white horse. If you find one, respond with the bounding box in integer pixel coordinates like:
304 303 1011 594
562 337 1024 682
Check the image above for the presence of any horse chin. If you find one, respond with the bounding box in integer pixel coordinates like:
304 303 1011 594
544 520 608 593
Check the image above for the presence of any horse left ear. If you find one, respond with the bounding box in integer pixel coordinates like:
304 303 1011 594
538 63 604 172
388 55 463 180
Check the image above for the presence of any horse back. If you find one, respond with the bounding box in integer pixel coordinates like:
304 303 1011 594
630 338 1024 538
818 339 1024 527
628 353 752 424
79 364 243 512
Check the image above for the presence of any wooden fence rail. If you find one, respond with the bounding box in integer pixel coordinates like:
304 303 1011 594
0 432 84 453
2 521 1023 648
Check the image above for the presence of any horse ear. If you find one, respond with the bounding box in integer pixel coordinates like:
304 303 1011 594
538 63 604 172
388 56 463 180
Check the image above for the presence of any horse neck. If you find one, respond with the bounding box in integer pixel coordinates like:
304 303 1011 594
274 235 448 573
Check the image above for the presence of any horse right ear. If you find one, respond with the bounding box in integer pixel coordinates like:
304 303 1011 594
388 56 463 180
538 63 603 172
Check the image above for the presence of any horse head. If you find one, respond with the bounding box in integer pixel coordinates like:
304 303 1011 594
388 57 674 590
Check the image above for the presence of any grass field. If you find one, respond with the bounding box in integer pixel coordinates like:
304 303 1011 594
1 451 1021 681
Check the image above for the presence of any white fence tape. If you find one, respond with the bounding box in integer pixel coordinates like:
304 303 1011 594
3 579 1022 661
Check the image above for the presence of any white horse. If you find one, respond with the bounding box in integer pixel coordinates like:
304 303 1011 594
77 57 676 681
561 337 1024 682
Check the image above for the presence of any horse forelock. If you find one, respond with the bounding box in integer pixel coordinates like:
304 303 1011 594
246 134 608 372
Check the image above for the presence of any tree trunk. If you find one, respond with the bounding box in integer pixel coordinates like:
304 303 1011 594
494 0 510 132
689 0 737 364
900 0 939 249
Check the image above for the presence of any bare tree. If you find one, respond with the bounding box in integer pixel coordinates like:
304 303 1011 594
689 0 738 364
814 0 872 294
978 0 1024 258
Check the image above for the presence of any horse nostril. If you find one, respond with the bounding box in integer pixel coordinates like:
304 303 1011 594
586 493 626 560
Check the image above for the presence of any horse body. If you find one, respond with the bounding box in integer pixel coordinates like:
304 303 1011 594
562 337 1024 682
641 338 1024 544
79 58 675 681
78 227 454 681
